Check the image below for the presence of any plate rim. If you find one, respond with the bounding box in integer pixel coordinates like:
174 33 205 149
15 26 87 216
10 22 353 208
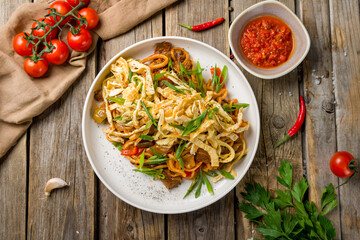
82 36 261 214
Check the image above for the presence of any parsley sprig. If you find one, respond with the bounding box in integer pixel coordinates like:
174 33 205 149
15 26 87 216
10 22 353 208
238 160 338 240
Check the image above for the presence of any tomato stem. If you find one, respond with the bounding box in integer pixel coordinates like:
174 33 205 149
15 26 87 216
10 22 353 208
28 1 85 62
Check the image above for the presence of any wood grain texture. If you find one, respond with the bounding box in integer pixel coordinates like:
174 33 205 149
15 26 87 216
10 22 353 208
298 0 341 236
232 0 303 239
0 1 29 240
98 12 165 240
230 1 267 239
165 1 235 240
27 35 97 240
330 0 360 239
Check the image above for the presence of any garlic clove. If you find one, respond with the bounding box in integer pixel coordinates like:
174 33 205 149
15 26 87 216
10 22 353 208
45 178 69 196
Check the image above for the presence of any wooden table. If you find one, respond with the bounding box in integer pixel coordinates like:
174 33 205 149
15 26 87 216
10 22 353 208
1 0 359 239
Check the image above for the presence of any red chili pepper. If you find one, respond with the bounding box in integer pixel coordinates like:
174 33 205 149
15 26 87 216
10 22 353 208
210 67 225 89
275 96 305 148
178 17 225 31
121 146 139 156
137 147 146 155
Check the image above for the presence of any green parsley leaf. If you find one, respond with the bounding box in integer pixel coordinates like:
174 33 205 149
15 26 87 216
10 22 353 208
218 169 235 180
238 203 265 220
182 109 208 136
139 135 154 141
277 160 293 189
291 177 309 203
320 184 338 216
107 97 125 105
273 189 293 209
241 182 270 210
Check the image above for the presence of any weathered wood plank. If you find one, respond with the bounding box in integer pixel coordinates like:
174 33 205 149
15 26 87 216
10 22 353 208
230 1 267 239
0 1 29 239
98 12 165 240
298 0 341 236
330 0 360 239
165 1 234 240
27 57 97 239
27 1 97 237
232 0 303 239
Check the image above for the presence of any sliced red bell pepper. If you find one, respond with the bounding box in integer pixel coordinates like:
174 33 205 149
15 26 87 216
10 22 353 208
121 146 138 156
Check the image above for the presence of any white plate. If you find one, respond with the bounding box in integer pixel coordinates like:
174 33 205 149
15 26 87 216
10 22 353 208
82 36 260 214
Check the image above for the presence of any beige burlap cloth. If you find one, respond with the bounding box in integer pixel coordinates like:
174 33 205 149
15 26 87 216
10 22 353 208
0 0 177 158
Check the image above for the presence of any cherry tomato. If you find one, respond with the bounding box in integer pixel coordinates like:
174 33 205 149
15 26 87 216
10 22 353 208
32 18 58 41
49 1 73 26
330 151 356 178
13 32 34 56
121 147 139 156
44 39 69 65
66 0 89 7
77 8 99 30
24 58 48 78
210 67 226 89
67 28 93 52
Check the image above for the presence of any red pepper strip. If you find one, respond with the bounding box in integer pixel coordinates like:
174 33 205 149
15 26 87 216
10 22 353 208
275 96 305 148
210 67 226 89
178 17 225 32
121 146 138 156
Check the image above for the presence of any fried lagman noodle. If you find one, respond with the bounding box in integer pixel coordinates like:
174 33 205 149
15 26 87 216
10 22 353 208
93 42 249 192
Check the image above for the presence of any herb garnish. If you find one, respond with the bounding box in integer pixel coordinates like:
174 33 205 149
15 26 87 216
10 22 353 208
112 142 122 151
218 169 235 180
175 140 186 171
112 116 122 121
208 107 219 119
140 101 157 127
211 65 228 93
182 109 208 135
133 168 165 180
128 67 133 83
139 135 154 141
139 150 145 169
168 57 173 71
222 103 249 112
183 169 214 199
169 124 185 131
107 97 125 105
238 160 338 240
163 80 190 94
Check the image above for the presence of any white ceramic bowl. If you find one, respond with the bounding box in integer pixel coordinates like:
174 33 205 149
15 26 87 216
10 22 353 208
82 36 260 214
229 0 310 79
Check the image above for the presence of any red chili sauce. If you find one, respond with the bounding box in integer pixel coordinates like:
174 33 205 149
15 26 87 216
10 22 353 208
240 16 293 68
